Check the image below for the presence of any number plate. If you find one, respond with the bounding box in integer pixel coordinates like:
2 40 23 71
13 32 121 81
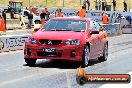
44 48 56 52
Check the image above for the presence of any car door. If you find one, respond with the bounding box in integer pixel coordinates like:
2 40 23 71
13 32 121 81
94 22 103 54
98 30 104 52
99 28 107 53
89 21 100 59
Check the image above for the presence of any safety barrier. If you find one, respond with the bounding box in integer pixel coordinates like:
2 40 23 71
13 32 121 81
0 35 29 53
100 23 121 36
6 19 22 30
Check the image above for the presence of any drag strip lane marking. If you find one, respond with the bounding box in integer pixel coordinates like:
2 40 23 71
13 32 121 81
0 51 23 57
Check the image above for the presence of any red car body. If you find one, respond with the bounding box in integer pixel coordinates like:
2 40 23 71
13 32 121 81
24 17 108 67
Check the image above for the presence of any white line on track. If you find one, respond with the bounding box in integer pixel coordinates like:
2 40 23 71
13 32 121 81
0 50 23 56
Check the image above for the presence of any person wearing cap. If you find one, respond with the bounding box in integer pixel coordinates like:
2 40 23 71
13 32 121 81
102 12 109 24
77 6 86 18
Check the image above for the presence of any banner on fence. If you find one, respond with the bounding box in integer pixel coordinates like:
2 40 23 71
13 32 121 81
0 36 28 52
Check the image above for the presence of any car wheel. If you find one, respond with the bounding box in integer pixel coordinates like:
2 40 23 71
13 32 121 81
82 45 90 67
25 58 37 66
98 44 108 61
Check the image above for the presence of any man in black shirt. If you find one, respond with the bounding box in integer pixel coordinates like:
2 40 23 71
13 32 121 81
112 0 116 11
102 0 105 11
86 0 90 10
28 11 33 29
40 11 46 20
10 9 14 19
123 0 127 12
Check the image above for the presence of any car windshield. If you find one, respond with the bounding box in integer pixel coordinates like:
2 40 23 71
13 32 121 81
42 19 86 31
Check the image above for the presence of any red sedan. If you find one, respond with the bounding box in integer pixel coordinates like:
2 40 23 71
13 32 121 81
24 17 108 67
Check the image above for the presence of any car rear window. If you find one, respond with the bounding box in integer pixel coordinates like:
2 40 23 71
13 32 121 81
42 19 86 31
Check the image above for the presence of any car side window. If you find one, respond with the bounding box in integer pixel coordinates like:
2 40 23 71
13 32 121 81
89 21 100 32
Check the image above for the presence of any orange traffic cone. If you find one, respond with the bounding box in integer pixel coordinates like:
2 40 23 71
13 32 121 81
0 17 6 32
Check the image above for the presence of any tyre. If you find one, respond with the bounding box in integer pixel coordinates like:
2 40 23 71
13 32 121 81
98 44 108 62
25 58 37 66
82 45 90 67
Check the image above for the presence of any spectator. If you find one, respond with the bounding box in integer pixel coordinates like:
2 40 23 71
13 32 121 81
28 11 33 29
55 8 64 17
44 8 50 21
40 10 46 20
95 0 98 10
98 0 102 10
2 10 6 30
102 12 109 24
86 0 90 10
83 0 90 10
123 0 127 12
76 6 86 18
102 0 105 10
83 0 87 9
102 0 107 11
10 9 14 19
112 0 116 11
104 0 107 11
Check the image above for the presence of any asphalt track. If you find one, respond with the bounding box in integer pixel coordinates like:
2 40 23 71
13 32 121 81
0 34 132 88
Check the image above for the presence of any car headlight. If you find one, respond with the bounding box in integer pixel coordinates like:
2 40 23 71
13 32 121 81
65 40 80 45
28 38 37 44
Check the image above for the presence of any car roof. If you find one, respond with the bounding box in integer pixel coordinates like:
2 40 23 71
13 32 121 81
52 17 92 21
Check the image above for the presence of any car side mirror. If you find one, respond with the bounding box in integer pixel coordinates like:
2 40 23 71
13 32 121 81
34 28 39 32
90 30 99 35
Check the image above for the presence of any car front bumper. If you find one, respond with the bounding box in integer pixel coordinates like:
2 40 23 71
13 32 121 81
24 43 84 61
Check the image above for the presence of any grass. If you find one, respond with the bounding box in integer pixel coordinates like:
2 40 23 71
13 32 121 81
0 0 132 11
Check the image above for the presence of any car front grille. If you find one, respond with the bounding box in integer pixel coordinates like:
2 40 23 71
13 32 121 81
39 39 62 45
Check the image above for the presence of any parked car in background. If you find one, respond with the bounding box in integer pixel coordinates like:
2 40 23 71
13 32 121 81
24 17 108 67
20 9 41 28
